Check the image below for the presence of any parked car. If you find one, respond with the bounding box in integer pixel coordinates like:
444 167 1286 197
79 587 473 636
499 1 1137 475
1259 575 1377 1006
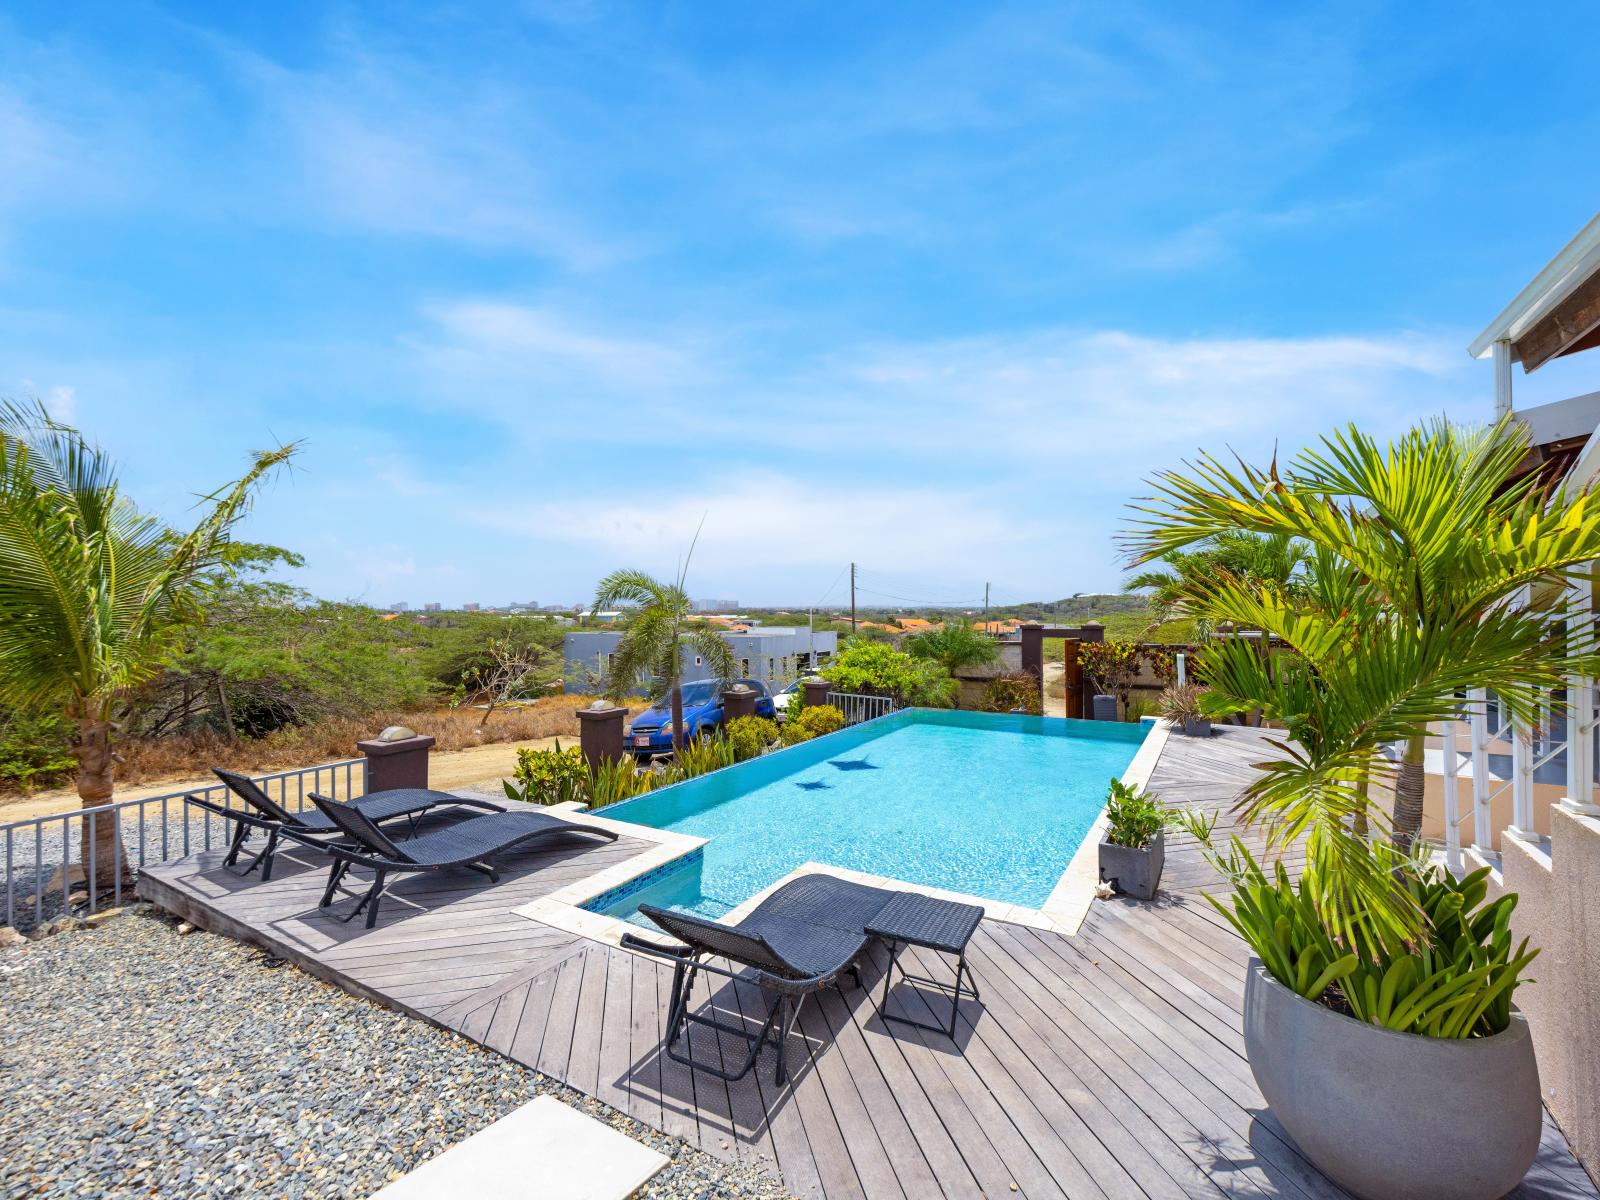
627 678 776 756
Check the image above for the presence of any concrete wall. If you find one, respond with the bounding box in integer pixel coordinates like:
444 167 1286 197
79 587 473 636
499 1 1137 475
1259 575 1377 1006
1475 806 1600 1182
562 627 836 693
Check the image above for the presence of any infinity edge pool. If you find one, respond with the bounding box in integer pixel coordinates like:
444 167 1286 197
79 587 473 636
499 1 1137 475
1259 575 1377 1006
512 710 1172 947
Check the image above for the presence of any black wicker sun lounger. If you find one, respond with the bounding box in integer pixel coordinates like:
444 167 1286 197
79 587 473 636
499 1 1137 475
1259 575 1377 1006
186 767 506 882
622 874 897 1085
308 792 620 928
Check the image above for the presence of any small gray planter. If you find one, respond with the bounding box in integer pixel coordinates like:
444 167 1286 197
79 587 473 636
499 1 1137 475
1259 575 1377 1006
1098 830 1164 900
1243 958 1541 1200
1181 716 1212 737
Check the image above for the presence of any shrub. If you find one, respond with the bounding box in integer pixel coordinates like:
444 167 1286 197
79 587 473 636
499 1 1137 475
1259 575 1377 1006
586 756 656 809
505 742 588 806
1103 777 1171 848
1198 834 1537 1039
1157 683 1206 722
670 733 736 779
979 672 1041 714
726 715 778 762
780 704 846 745
821 641 954 707
0 707 77 794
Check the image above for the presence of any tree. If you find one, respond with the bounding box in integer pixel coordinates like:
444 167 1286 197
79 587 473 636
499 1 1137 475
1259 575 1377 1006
821 640 955 707
592 568 736 754
904 621 999 677
1125 529 1310 639
1127 419 1600 937
0 401 295 887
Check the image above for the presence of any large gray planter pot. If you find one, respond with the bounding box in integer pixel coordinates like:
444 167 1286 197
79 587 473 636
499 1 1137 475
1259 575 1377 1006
1098 831 1164 900
1181 716 1212 737
1243 958 1541 1200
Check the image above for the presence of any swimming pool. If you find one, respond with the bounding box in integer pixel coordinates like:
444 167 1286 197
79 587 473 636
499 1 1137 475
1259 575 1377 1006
584 709 1147 926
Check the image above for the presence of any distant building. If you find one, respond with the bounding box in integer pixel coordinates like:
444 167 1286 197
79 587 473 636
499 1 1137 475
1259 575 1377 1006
389 601 409 613
462 602 480 612
424 602 442 613
692 598 739 613
564 625 836 695
578 609 624 624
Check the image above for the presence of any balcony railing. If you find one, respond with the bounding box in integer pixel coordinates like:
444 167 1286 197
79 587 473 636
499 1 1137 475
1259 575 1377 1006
0 758 366 932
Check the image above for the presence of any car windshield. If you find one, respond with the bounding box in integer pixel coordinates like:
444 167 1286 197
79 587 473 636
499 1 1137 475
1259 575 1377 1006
674 682 716 707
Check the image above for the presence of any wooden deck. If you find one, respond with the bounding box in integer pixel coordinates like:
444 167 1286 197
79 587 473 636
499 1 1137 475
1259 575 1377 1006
141 728 1599 1200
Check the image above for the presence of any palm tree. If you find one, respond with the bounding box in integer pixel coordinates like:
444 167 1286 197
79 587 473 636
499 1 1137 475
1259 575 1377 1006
0 401 296 888
904 621 999 675
1125 529 1310 639
592 568 736 754
1127 418 1600 899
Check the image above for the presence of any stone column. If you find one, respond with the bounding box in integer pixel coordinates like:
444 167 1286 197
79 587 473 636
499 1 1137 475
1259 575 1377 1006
802 677 831 708
722 685 757 721
357 728 436 793
575 701 627 770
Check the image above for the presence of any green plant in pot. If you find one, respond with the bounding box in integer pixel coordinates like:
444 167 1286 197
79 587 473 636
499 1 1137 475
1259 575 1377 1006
1097 778 1171 900
1156 682 1210 736
1126 417 1600 1200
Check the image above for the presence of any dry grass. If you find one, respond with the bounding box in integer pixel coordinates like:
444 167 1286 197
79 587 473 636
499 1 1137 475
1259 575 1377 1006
105 695 642 787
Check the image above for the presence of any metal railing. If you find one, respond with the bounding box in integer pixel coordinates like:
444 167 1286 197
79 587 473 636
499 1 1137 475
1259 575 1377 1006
0 757 366 931
827 691 896 726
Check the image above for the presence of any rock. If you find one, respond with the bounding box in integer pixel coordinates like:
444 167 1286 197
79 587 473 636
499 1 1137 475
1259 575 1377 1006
36 914 86 939
84 907 126 928
176 922 197 935
0 926 26 953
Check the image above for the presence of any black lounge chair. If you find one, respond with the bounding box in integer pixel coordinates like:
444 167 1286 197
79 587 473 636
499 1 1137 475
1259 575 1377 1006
309 793 620 928
622 874 896 1084
186 767 504 882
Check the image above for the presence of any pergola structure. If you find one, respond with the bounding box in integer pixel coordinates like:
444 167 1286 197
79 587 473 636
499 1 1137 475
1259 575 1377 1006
1454 212 1600 872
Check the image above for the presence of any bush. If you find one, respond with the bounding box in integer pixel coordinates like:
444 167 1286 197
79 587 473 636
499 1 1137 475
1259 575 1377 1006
1103 777 1171 848
0 708 76 794
670 734 736 779
1157 683 1205 722
821 640 954 707
726 715 778 762
505 743 588 806
780 704 846 745
979 672 1041 714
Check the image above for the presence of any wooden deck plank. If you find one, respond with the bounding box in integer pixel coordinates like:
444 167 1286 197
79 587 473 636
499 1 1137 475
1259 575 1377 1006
135 725 1600 1200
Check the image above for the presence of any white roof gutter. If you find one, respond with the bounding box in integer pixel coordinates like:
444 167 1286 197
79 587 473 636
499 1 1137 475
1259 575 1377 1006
1469 211 1600 360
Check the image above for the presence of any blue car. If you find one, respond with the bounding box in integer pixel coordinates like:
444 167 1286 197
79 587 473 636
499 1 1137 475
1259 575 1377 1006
627 678 776 756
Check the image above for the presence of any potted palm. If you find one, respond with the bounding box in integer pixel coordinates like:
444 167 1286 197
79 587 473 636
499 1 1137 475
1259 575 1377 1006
1186 828 1540 1200
1157 682 1210 736
1097 778 1170 900
1126 418 1600 1199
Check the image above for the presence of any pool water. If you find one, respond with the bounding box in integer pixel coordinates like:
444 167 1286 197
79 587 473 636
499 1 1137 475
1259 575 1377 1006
587 709 1147 925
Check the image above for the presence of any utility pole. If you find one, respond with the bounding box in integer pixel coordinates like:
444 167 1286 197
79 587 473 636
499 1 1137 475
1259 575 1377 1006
850 562 857 633
983 582 990 627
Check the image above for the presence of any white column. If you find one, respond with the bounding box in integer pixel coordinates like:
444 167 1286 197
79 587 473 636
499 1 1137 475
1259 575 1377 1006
1176 652 1187 686
1564 569 1600 816
1442 714 1463 873
1493 340 1514 418
1470 686 1492 852
1508 583 1539 841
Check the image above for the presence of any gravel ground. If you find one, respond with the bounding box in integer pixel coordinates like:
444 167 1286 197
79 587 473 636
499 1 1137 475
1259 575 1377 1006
0 909 793 1200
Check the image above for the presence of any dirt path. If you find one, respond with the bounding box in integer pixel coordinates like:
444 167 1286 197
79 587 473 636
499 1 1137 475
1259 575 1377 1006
0 737 568 823
1042 661 1066 718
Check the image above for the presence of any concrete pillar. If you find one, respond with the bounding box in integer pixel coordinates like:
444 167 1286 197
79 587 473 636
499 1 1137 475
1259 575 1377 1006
357 728 436 793
575 702 627 771
802 678 831 708
722 685 757 721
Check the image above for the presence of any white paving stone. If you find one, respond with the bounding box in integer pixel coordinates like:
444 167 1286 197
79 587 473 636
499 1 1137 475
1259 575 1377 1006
370 1095 668 1200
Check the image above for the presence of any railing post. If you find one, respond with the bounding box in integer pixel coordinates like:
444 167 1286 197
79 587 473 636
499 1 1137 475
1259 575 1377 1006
1470 686 1492 853
1442 715 1463 874
1564 569 1600 817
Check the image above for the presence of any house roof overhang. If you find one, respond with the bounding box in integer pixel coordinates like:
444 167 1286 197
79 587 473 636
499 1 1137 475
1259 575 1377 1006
1469 211 1600 372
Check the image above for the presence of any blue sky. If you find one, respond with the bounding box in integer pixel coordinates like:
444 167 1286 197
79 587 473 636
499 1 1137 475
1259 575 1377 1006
3 2 1599 609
